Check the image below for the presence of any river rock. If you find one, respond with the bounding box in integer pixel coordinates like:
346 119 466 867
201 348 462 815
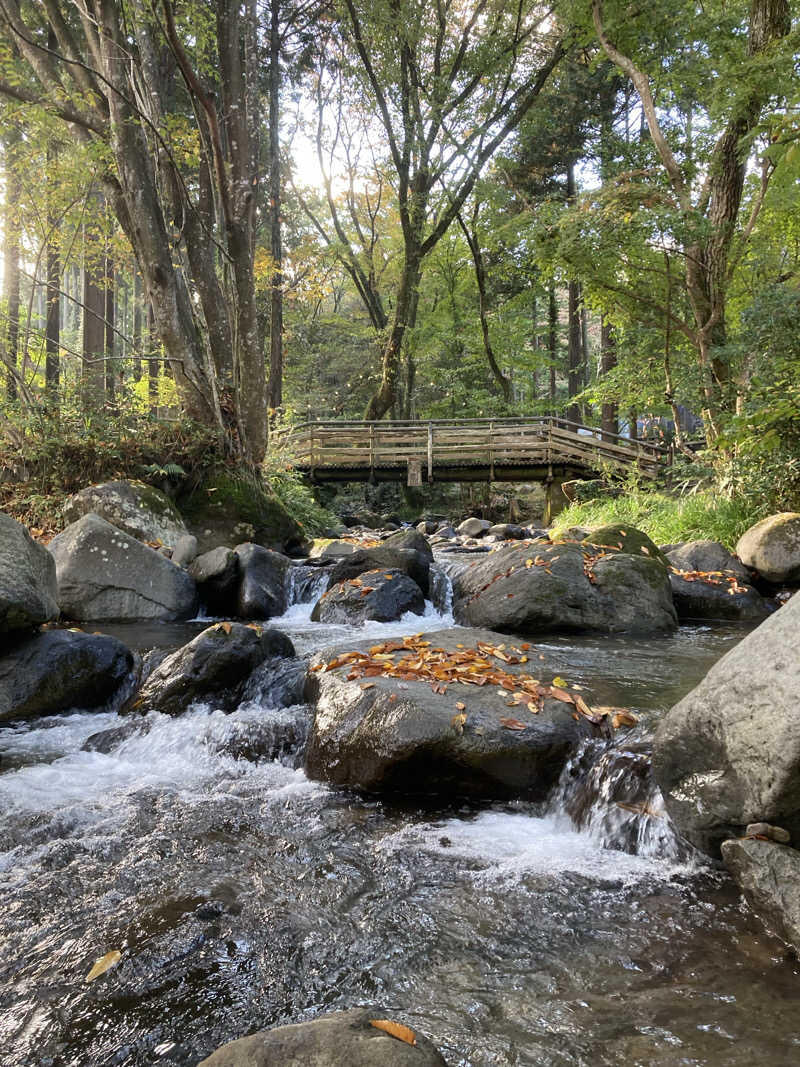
48 514 198 621
666 540 750 581
488 523 526 540
309 539 359 559
311 568 425 625
126 623 290 716
198 1007 447 1067
381 527 434 560
668 570 768 621
234 543 290 619
452 540 676 635
457 517 491 537
305 627 601 798
189 547 240 615
736 513 800 583
171 533 198 568
0 511 59 633
581 523 668 566
721 837 800 953
327 545 431 596
63 480 188 548
653 592 800 855
0 629 133 721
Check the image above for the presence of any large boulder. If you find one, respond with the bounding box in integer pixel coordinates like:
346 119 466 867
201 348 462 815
48 514 198 621
580 523 669 566
452 540 676 635
189 547 240 616
234 543 290 619
198 1008 448 1067
0 629 133 721
668 570 768 621
63 480 188 548
721 838 800 953
311 569 425 625
457 517 491 538
126 623 294 716
653 593 800 855
381 527 434 560
0 511 59 632
736 513 800 584
327 546 431 596
666 540 750 581
309 539 359 559
305 628 605 798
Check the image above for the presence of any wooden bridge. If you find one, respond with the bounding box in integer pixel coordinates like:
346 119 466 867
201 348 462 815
280 417 668 520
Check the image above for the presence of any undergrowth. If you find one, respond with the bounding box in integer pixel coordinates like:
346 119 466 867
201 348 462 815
553 488 770 549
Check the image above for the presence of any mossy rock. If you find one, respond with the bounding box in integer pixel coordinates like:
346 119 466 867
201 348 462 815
581 523 669 567
180 472 304 554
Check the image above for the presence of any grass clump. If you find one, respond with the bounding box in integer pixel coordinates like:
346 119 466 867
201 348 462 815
552 488 769 550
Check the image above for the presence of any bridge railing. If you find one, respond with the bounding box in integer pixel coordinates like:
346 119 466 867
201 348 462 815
276 416 667 478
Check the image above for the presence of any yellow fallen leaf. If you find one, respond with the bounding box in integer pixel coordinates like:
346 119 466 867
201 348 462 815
370 1019 417 1046
85 950 122 983
552 676 568 688
455 701 466 711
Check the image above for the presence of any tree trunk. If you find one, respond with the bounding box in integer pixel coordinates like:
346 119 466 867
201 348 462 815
3 128 20 401
600 317 618 441
132 272 143 382
82 219 106 411
267 0 283 414
365 251 421 419
104 248 116 404
565 163 581 425
548 280 558 407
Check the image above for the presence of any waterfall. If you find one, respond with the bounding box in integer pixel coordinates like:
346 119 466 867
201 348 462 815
549 737 695 863
285 563 330 606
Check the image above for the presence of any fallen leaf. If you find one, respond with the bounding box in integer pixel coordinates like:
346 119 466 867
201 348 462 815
451 712 467 731
455 701 466 711
370 1019 417 1046
218 621 232 634
551 676 568 688
85 950 122 983
360 682 375 690
500 717 527 730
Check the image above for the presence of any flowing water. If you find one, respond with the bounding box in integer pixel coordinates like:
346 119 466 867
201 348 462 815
1 562 799 1066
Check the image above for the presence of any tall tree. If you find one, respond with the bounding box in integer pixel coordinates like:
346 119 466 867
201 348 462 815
0 0 268 461
592 0 792 441
328 0 565 418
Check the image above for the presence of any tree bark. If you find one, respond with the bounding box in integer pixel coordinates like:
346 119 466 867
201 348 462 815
267 0 284 413
3 127 20 401
600 317 618 441
548 281 558 407
82 220 106 411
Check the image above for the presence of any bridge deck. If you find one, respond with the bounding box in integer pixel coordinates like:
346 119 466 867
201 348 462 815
280 417 667 484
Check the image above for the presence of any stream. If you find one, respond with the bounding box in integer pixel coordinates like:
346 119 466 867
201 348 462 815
1 560 799 1066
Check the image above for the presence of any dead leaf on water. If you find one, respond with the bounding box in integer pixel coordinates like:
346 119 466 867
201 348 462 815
85 950 121 983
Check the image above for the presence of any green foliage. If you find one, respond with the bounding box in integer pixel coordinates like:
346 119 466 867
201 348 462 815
552 487 770 550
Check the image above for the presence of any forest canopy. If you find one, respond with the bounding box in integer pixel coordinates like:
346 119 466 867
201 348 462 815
0 0 796 489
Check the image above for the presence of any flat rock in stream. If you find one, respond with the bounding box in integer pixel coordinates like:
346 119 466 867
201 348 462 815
653 592 800 855
452 539 676 635
311 568 425 625
0 629 134 722
126 622 295 716
305 627 603 798
722 837 800 953
668 569 769 621
198 1007 448 1067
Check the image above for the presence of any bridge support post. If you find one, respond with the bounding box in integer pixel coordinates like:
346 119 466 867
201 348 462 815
427 421 434 482
543 478 570 526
